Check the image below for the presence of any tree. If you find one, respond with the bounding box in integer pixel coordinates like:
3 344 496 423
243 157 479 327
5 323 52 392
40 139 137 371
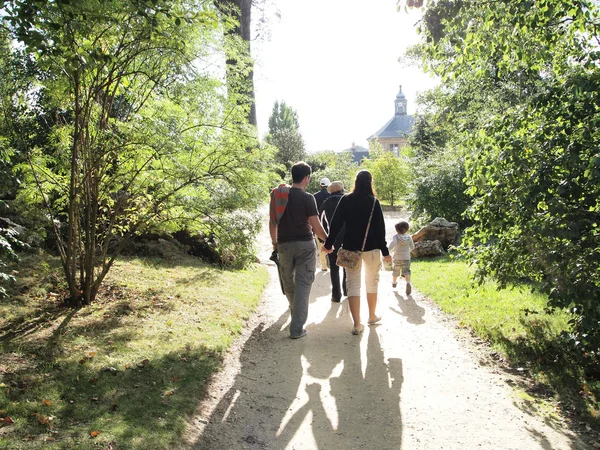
361 141 410 207
265 101 306 175
4 0 271 306
406 90 471 226
305 150 358 193
414 0 600 348
215 0 257 125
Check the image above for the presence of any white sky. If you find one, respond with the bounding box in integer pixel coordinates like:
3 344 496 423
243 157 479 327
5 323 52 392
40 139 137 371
252 0 438 153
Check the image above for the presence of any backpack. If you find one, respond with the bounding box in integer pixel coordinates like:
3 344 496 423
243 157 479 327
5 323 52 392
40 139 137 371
269 184 290 225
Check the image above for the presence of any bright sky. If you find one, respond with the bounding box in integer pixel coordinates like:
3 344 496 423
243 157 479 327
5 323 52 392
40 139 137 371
252 0 438 153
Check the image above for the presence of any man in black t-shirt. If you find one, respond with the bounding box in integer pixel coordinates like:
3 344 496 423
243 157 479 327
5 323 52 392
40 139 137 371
269 162 329 339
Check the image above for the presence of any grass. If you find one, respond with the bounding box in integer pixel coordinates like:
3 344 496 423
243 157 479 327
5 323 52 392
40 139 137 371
412 254 600 424
0 247 269 449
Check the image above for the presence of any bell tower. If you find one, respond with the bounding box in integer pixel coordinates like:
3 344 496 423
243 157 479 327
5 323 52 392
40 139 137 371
395 85 407 116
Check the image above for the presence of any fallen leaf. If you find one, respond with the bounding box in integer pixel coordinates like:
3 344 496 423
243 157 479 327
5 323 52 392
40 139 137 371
91 397 99 402
137 359 150 368
90 378 98 384
164 390 175 396
88 352 96 358
171 377 181 382
90 430 100 438
3 416 14 424
43 400 52 406
32 413 50 425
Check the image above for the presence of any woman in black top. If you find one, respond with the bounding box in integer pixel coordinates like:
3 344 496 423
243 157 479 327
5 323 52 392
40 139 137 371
324 170 392 335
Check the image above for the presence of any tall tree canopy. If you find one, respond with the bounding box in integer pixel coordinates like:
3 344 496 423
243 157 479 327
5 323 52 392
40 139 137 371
411 0 600 348
1 0 271 305
266 101 306 176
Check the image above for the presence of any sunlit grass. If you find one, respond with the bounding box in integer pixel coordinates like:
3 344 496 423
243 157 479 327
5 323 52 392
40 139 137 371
0 250 268 449
412 255 571 346
412 254 600 422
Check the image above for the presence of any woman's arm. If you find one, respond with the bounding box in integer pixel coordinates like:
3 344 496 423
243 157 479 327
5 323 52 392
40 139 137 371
373 200 390 257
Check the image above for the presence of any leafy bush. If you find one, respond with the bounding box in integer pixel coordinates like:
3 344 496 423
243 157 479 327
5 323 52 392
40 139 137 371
408 148 470 227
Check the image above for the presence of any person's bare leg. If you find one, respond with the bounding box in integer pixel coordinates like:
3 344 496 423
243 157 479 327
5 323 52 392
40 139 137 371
367 292 380 323
348 295 361 328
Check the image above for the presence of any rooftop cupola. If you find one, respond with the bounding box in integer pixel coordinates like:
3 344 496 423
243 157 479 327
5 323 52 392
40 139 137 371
395 85 407 116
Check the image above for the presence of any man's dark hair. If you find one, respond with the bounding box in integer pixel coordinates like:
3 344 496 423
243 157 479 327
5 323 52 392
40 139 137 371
291 161 312 184
395 221 409 234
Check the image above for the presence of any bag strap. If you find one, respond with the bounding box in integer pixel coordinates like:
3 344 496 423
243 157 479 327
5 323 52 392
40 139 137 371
360 197 377 252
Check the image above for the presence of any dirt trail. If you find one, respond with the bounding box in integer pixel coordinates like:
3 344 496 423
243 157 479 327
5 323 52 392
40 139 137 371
181 212 591 450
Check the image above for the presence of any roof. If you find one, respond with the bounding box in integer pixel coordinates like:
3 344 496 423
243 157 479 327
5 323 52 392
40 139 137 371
342 144 369 164
343 144 369 153
368 114 415 141
351 149 369 164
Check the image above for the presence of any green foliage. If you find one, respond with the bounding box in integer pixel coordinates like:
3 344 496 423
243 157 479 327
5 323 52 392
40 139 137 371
305 150 358 193
415 0 600 349
265 101 306 175
2 0 270 304
268 100 300 133
408 146 470 226
362 141 410 206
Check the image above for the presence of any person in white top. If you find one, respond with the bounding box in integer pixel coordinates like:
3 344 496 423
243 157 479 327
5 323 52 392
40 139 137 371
388 221 415 295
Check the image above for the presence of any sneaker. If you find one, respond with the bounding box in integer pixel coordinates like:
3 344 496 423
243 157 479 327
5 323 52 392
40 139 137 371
406 283 412 295
392 283 397 288
290 329 307 339
351 324 364 335
331 297 341 303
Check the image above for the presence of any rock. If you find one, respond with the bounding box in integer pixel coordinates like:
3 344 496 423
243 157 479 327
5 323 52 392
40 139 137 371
411 240 445 258
174 229 221 264
412 217 458 250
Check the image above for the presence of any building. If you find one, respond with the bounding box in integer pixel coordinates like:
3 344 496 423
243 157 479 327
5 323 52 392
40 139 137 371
344 142 370 164
367 85 415 156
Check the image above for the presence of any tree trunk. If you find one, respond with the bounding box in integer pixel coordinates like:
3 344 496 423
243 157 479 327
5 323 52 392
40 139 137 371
216 0 256 126
67 69 82 306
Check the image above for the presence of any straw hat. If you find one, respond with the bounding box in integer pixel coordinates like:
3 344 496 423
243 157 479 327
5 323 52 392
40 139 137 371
327 181 344 193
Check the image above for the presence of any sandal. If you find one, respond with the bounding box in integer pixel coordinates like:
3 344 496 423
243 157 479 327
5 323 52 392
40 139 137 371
351 324 364 335
368 316 381 325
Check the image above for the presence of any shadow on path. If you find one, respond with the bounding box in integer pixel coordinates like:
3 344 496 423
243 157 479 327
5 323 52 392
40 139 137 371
192 274 403 449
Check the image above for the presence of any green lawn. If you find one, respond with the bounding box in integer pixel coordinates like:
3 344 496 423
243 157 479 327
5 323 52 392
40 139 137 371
0 249 268 449
412 254 600 422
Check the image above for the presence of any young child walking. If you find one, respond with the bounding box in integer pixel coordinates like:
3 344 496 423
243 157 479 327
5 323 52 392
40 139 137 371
388 221 415 295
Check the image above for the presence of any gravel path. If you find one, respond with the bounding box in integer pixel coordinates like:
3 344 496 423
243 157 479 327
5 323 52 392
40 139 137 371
181 211 591 450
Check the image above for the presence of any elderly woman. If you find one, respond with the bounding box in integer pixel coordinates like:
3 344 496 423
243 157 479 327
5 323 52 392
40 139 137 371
320 181 347 302
323 170 392 335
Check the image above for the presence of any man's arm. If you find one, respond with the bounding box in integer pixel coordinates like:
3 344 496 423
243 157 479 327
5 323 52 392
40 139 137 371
308 215 328 242
269 221 278 249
